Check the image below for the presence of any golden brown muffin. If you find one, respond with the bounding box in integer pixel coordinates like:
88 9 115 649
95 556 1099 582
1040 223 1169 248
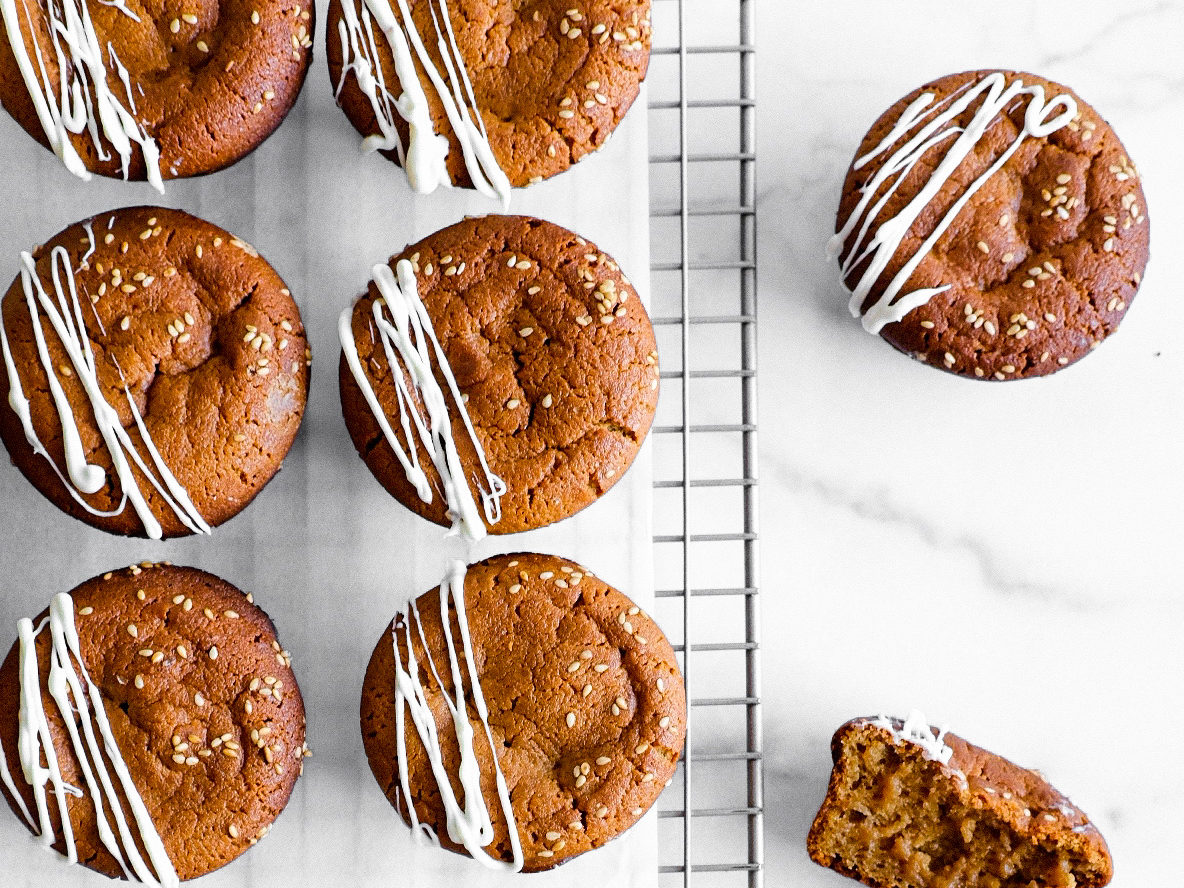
360 553 686 872
834 70 1149 379
339 214 658 536
0 206 310 539
0 563 310 882
326 0 651 189
807 715 1113 888
0 0 314 183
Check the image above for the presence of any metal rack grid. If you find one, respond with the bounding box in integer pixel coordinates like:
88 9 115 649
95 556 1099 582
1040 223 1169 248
647 1 760 886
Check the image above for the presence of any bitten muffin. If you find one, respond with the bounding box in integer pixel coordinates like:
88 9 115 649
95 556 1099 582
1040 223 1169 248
0 563 310 882
360 552 686 872
833 69 1149 380
807 715 1113 888
0 206 310 540
326 0 652 191
339 214 658 536
0 0 314 187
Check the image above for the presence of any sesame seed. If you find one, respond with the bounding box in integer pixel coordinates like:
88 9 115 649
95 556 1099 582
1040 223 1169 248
566 712 576 728
251 9 259 22
519 327 533 337
976 241 990 254
127 624 138 638
134 674 145 689
170 17 180 32
228 824 240 838
596 806 608 818
209 646 218 660
635 741 649 754
506 398 520 409
79 606 94 616
659 716 671 728
196 40 209 53
594 664 608 673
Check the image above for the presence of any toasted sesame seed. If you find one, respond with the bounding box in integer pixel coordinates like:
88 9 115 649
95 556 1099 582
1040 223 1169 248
170 17 180 32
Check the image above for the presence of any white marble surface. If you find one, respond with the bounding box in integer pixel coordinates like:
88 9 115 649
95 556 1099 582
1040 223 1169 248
758 0 1183 885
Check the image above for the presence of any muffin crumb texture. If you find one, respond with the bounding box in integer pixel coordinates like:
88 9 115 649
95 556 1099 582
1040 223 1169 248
807 718 1113 888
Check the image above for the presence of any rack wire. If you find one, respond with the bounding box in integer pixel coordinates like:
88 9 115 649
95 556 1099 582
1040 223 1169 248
648 1 760 885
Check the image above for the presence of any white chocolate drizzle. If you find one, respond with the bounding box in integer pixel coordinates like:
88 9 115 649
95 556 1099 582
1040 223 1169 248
391 561 523 871
831 72 1077 333
338 258 505 541
334 0 512 206
0 229 210 539
0 0 164 191
871 710 953 765
0 594 179 886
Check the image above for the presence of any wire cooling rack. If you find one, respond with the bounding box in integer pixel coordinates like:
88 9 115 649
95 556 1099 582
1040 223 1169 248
647 1 761 885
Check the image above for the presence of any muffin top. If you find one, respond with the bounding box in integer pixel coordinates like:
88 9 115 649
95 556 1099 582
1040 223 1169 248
0 563 309 882
339 214 658 537
0 0 314 185
0 206 310 539
326 0 652 193
360 553 686 872
834 69 1149 380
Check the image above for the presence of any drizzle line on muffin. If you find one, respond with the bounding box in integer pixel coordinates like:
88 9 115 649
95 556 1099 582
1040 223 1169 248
389 560 524 870
832 72 1077 334
0 0 164 190
333 0 512 204
0 594 179 887
0 225 210 540
338 256 505 541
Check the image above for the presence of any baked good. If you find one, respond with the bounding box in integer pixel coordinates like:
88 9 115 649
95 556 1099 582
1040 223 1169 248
359 552 685 872
0 562 310 883
0 206 310 540
326 0 652 200
833 69 1149 379
338 214 658 538
807 713 1113 888
0 0 314 189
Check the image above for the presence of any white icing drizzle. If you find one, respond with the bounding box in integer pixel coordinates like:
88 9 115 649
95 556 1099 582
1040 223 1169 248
391 561 523 871
0 0 164 191
831 72 1077 333
334 0 512 206
338 257 505 541
0 230 211 540
872 710 953 765
0 594 179 886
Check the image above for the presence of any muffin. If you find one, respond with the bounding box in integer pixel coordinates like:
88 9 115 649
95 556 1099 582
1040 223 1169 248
807 713 1113 888
0 206 311 540
0 562 310 883
360 553 686 872
833 69 1149 379
0 0 314 189
326 0 652 199
338 214 658 539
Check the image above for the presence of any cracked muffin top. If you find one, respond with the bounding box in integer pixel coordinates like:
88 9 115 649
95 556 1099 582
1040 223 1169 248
325 0 652 190
0 0 314 185
0 206 310 539
833 69 1150 380
0 562 309 882
359 552 686 872
338 214 658 536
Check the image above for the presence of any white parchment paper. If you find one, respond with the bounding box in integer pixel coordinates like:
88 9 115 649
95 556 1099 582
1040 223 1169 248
0 32 656 888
